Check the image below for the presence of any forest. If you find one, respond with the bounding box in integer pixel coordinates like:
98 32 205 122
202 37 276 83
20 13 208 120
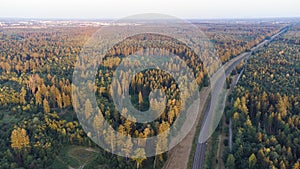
0 20 288 168
223 24 300 169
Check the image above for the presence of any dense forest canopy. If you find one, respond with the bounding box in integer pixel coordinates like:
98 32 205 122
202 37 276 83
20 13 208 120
0 20 289 168
224 24 300 169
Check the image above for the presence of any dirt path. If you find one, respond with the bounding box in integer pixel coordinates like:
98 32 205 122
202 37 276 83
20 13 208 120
163 87 210 169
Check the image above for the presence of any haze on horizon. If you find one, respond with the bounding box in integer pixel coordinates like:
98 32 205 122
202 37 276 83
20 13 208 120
1 0 300 19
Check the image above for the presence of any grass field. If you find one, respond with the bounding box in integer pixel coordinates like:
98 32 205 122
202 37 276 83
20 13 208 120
51 146 100 169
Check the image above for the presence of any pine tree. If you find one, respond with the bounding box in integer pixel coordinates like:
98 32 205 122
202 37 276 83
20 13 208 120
280 160 287 169
226 154 235 169
133 148 146 169
293 161 300 169
35 90 42 105
62 92 71 108
11 127 30 151
56 93 63 109
122 136 133 159
20 87 27 104
85 99 93 119
138 91 143 104
248 153 257 169
43 98 50 113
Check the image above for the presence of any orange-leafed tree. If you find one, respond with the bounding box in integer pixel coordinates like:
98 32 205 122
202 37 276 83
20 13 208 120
11 127 31 165
11 127 30 151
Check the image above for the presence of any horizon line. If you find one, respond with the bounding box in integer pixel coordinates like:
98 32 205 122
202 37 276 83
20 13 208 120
1 16 300 21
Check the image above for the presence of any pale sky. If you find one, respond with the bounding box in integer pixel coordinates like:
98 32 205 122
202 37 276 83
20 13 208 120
0 0 300 19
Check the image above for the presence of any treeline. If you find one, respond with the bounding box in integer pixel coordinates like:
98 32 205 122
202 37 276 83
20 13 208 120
198 22 285 63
